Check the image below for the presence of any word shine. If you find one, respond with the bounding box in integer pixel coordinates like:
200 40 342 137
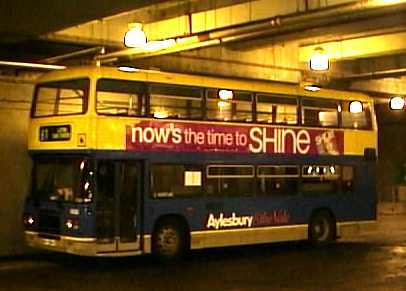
206 213 254 230
249 127 310 154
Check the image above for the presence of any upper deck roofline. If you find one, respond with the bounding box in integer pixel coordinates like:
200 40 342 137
36 65 373 102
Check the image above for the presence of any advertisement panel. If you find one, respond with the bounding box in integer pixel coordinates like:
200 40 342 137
126 121 343 155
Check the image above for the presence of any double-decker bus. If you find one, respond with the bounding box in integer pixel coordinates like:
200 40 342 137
23 65 377 259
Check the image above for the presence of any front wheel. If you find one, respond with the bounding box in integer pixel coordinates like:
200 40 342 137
151 218 189 260
308 211 336 246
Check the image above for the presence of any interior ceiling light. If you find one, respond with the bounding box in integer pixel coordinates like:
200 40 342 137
310 47 329 71
217 101 231 108
117 66 139 73
389 96 405 110
124 23 147 48
349 100 363 113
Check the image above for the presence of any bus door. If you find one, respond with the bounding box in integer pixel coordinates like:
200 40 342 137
96 160 141 253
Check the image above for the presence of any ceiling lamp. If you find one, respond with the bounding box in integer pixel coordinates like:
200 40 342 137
310 47 329 71
124 23 147 48
389 96 405 110
349 101 363 113
218 89 233 100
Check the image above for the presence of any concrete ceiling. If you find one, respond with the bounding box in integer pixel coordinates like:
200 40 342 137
2 0 406 99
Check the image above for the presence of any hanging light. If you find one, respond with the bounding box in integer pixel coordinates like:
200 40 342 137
124 23 147 48
389 96 405 110
349 101 363 113
310 47 329 71
218 89 233 100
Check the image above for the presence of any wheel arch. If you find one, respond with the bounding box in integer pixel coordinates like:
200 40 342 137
152 214 191 249
308 207 337 239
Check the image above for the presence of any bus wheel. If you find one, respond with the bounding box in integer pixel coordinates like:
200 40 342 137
152 218 189 260
308 211 336 246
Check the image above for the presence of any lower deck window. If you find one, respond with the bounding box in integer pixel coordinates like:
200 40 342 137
206 165 254 196
151 165 202 198
149 163 354 198
301 165 354 193
257 166 299 195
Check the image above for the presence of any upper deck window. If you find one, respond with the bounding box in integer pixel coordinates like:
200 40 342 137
96 79 145 116
302 98 339 127
206 89 253 122
256 94 297 124
149 84 202 119
32 79 89 117
341 101 372 129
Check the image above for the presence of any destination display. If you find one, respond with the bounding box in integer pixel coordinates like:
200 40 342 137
39 125 71 142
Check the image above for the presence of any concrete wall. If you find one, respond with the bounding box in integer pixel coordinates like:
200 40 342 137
0 80 33 256
134 43 301 83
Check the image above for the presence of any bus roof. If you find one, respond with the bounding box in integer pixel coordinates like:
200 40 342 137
37 65 373 102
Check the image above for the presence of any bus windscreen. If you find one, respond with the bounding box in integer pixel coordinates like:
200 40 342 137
32 158 94 203
32 78 89 117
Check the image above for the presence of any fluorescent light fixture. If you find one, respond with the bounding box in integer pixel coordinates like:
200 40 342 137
310 47 329 71
124 24 147 48
118 66 139 73
349 101 363 113
304 84 321 92
143 39 176 52
389 96 405 110
0 61 66 70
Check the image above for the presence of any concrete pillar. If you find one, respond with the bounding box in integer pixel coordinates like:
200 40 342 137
0 79 33 256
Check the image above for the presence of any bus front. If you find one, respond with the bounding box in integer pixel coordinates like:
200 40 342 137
23 74 99 256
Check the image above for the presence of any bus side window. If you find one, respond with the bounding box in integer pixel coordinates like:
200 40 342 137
149 84 203 120
96 78 145 116
256 94 298 125
341 101 372 129
301 165 340 194
302 98 339 127
257 166 299 196
150 164 203 198
206 89 253 122
342 166 354 192
206 165 254 196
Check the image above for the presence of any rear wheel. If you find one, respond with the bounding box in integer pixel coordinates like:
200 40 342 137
151 218 189 260
308 211 336 246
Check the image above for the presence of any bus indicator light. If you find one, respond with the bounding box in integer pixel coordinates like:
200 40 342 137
389 96 405 110
77 133 86 147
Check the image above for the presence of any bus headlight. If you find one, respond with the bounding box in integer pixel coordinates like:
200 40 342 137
65 219 80 230
24 215 35 226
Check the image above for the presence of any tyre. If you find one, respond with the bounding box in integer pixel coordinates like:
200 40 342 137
308 210 336 246
151 218 189 260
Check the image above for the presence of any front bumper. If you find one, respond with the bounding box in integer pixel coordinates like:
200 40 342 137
25 231 98 256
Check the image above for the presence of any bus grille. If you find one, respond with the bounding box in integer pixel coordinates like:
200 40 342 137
38 213 60 234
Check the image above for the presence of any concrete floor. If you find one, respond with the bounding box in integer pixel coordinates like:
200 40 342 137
0 214 405 291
